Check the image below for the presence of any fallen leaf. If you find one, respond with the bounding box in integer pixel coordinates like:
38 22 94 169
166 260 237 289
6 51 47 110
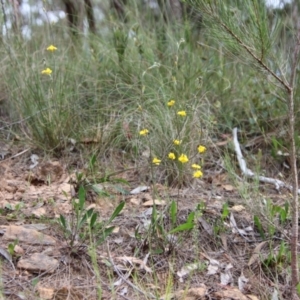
129 197 141 205
177 263 202 282
238 274 249 293
0 247 14 270
130 186 149 194
198 217 213 235
248 241 267 266
112 227 119 233
222 184 235 191
143 199 166 206
207 259 219 275
230 205 246 212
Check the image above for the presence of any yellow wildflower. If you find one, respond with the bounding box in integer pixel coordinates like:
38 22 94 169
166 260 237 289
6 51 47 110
192 164 201 169
167 100 175 107
47 45 57 52
152 158 161 165
173 139 182 145
41 68 52 75
139 129 149 136
178 154 189 164
168 152 176 160
193 170 203 178
197 145 206 153
177 111 186 117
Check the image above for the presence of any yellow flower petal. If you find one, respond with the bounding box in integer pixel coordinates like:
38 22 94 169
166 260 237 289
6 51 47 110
177 111 186 117
173 139 182 145
47 45 57 52
152 158 161 165
197 145 206 153
178 154 189 164
193 170 203 178
167 100 175 107
139 129 149 136
168 152 176 160
192 164 201 169
41 68 52 75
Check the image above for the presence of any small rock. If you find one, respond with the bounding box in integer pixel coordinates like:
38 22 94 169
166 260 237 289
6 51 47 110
3 225 56 245
17 253 59 274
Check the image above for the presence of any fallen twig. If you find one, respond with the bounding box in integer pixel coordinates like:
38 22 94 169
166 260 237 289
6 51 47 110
232 127 300 193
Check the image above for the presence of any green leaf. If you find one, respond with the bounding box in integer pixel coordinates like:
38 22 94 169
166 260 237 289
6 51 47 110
97 226 115 245
151 204 157 225
221 203 229 220
297 282 300 297
78 213 88 229
76 172 84 182
59 215 67 229
78 186 86 210
152 248 164 254
186 211 195 224
91 184 104 194
110 178 130 185
170 200 177 227
7 243 14 256
108 201 125 224
86 208 94 218
156 223 165 235
134 227 141 240
90 212 98 229
112 185 130 195
254 215 265 239
89 154 96 170
169 222 194 234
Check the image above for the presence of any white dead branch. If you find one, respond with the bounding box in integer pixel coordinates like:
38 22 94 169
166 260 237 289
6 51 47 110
232 127 300 193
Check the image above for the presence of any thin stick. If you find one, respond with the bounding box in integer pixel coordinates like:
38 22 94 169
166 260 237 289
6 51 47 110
232 128 300 193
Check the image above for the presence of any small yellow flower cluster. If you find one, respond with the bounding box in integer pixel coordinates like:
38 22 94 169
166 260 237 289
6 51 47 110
168 152 176 160
152 158 161 165
167 100 175 107
198 145 206 153
41 45 57 76
139 100 207 180
41 68 52 75
177 110 186 117
47 45 57 52
178 154 188 163
139 129 149 136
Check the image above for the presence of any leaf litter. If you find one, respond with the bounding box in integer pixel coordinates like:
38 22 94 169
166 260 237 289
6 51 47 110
0 150 294 299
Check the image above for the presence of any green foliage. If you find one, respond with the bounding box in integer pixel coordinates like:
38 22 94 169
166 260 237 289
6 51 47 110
254 200 289 239
58 185 125 251
212 202 230 236
138 200 196 254
262 241 290 274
